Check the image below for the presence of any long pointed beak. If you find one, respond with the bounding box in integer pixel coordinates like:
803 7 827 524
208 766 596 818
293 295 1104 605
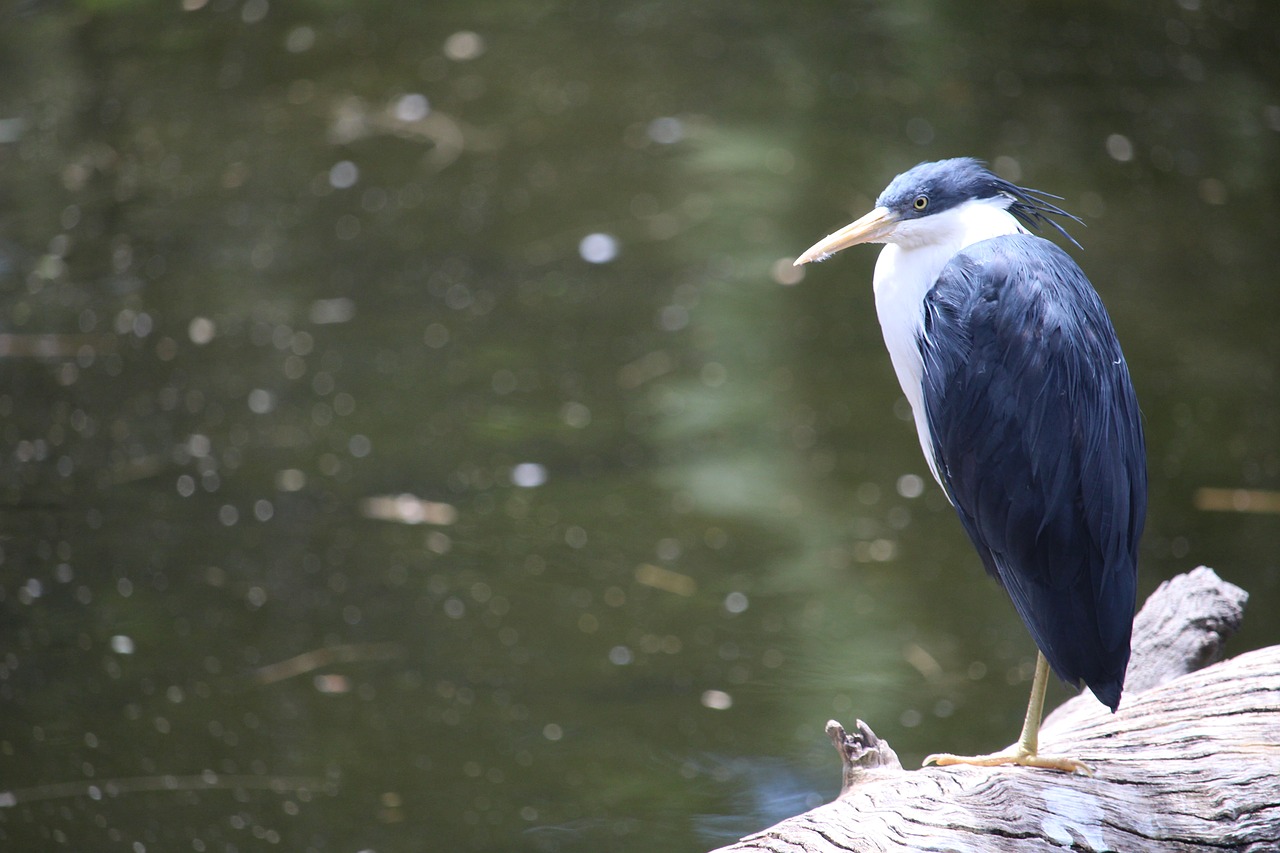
793 206 898 266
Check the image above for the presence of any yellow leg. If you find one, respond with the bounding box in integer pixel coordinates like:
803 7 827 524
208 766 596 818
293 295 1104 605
923 652 1092 775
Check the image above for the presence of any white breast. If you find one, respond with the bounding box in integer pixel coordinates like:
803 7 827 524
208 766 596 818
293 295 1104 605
871 198 1028 487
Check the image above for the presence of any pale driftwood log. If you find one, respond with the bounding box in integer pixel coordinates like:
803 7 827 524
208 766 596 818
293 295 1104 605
712 567 1280 853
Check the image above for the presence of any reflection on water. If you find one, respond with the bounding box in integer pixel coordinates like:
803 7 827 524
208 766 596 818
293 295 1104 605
2 2 1277 850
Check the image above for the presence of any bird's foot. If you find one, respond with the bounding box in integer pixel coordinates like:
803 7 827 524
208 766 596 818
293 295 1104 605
923 746 1092 776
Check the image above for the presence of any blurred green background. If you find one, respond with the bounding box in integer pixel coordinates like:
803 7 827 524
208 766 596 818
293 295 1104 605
1 1 1277 850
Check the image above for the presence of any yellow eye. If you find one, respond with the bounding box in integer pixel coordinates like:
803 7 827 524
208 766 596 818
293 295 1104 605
913 195 928 211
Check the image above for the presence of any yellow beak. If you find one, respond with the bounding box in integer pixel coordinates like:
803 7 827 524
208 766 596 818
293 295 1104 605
793 206 899 266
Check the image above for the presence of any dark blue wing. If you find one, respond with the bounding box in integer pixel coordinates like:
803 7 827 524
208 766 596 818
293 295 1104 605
919 233 1146 710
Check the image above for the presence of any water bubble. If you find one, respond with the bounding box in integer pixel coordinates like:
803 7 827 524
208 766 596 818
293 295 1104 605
188 317 216 344
276 469 306 492
560 402 591 428
20 579 43 602
700 689 733 710
647 117 684 145
658 304 688 331
309 298 355 325
241 0 267 24
247 389 276 414
423 323 449 348
395 93 430 123
511 463 547 488
285 25 315 53
578 233 618 264
348 434 372 458
771 257 804 286
1105 133 1134 162
444 31 485 61
896 473 925 499
905 116 934 146
329 160 359 189
993 155 1022 182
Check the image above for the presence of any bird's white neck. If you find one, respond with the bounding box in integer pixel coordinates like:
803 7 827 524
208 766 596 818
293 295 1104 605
871 197 1028 485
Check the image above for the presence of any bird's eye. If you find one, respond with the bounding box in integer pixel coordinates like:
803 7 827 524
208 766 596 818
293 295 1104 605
913 195 928 211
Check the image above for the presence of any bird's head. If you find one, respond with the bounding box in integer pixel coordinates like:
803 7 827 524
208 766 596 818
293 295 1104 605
794 157 1081 265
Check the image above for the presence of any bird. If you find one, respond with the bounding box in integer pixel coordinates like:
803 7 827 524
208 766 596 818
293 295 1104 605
794 158 1146 773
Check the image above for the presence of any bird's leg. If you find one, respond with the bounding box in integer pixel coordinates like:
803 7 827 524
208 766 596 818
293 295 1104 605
923 652 1092 775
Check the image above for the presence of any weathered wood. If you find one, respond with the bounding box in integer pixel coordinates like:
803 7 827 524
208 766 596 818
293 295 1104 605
712 567 1280 853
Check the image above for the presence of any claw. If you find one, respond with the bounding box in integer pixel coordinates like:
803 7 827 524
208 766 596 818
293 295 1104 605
923 748 1092 776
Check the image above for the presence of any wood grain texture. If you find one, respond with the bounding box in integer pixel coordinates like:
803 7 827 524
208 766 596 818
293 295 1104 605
711 568 1280 853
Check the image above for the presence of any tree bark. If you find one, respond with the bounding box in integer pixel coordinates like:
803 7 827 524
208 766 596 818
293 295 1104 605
711 567 1280 853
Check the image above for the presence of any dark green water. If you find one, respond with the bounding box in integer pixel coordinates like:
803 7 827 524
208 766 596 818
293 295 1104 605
1 2 1277 850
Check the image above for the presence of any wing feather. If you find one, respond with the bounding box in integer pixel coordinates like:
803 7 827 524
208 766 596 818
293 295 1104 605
919 234 1146 710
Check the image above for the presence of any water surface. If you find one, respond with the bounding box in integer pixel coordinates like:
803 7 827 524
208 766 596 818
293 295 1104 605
1 2 1277 851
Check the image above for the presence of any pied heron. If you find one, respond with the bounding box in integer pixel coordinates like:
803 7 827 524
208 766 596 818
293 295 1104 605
795 158 1146 773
